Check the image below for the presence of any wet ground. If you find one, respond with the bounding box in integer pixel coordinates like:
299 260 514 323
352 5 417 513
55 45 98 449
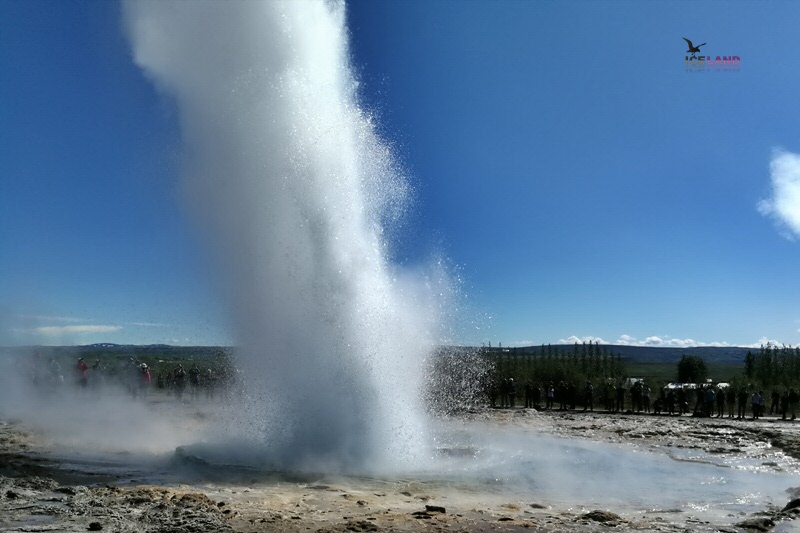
3 407 800 532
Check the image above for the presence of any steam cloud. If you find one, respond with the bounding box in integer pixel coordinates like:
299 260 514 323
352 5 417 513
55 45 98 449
758 149 800 240
123 0 443 470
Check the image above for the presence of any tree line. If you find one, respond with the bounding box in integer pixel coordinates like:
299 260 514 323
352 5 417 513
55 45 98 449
475 342 800 394
485 342 628 388
436 342 800 412
739 344 800 391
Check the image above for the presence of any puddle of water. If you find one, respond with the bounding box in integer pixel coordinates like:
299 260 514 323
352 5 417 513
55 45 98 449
10 513 58 526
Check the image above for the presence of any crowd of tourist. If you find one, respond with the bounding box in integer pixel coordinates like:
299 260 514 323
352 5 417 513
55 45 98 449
488 378 800 421
24 351 225 401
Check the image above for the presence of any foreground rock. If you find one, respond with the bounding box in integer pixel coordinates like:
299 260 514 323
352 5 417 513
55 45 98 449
0 476 230 533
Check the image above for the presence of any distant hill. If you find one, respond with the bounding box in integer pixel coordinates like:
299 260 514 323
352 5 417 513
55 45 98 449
602 344 754 365
0 344 232 360
481 344 754 366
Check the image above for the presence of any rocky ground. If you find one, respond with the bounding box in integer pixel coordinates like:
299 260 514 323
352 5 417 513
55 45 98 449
3 408 800 532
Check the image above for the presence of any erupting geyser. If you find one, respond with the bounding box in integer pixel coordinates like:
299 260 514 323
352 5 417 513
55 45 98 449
124 1 442 469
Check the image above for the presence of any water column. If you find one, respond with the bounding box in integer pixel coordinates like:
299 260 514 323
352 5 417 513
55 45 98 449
124 0 439 470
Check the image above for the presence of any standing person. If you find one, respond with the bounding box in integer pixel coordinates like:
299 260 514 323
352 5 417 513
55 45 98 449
499 378 509 408
705 387 716 417
642 383 651 414
615 384 625 413
726 386 736 418
507 378 517 408
737 388 749 419
789 389 799 420
693 386 705 415
751 391 763 420
557 381 567 410
666 389 675 416
716 387 725 417
174 364 187 400
630 381 642 413
128 358 141 397
75 358 89 388
139 363 151 399
781 390 790 420
524 381 533 408
568 381 577 410
546 383 555 410
583 381 594 412
601 384 612 412
189 363 201 400
677 387 688 415
771 390 781 415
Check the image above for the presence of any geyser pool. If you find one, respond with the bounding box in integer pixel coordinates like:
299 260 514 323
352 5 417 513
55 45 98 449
420 419 799 513
124 0 443 469
166 416 798 520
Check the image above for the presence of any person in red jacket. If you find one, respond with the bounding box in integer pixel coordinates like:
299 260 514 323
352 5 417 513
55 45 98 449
76 358 89 387
139 363 151 399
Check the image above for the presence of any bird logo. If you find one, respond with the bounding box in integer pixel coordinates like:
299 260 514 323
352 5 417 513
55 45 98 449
683 38 706 57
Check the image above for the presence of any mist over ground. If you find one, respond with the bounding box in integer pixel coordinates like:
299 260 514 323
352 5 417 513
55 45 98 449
0 353 200 456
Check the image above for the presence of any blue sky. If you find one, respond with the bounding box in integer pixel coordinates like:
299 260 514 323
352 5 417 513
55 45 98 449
1 1 799 348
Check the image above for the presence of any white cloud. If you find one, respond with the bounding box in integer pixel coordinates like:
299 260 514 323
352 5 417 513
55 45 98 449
508 340 535 347
742 337 793 349
29 325 122 335
616 334 635 345
127 322 167 327
616 336 795 349
662 338 686 347
758 149 800 240
558 335 608 345
616 334 733 348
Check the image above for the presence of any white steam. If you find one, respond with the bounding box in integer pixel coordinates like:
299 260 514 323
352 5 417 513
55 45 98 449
0 355 197 456
123 1 442 470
